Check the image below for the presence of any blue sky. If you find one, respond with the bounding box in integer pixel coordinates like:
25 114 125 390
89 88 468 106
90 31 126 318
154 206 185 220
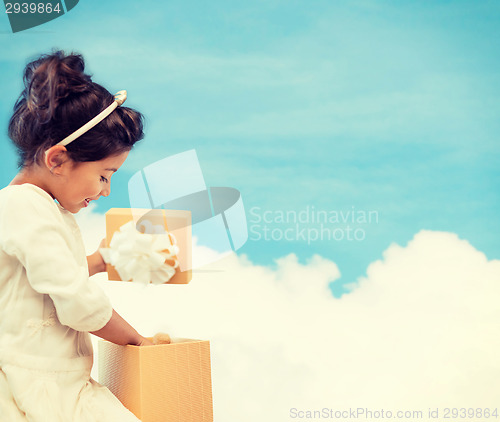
0 0 499 295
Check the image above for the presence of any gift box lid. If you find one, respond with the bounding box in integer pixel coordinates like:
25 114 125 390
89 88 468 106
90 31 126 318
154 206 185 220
104 208 192 284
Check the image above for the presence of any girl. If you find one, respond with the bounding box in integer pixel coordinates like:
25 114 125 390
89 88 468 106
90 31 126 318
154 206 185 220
0 50 152 421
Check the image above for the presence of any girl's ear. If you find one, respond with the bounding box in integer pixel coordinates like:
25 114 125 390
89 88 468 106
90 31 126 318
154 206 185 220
44 145 70 174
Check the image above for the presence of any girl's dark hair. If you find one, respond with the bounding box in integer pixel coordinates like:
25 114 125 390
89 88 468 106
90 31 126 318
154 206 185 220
8 50 144 168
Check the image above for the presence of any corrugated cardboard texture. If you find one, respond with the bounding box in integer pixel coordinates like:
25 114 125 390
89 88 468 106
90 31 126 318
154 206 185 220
98 339 213 422
105 208 192 284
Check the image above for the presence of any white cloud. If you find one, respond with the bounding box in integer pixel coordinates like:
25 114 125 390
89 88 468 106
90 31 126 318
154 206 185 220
76 207 500 421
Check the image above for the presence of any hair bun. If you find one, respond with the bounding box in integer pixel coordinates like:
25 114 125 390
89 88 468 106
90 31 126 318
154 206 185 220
24 50 92 123
9 50 144 168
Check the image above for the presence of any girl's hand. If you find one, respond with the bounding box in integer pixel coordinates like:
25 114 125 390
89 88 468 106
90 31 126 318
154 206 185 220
136 336 154 346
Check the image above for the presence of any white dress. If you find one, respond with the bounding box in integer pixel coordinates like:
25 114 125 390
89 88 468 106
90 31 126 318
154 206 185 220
0 184 141 422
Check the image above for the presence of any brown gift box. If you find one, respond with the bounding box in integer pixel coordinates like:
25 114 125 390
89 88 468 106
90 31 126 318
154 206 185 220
98 338 213 422
104 208 192 284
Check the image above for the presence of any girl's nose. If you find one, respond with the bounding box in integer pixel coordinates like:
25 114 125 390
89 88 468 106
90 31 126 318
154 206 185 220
101 184 111 197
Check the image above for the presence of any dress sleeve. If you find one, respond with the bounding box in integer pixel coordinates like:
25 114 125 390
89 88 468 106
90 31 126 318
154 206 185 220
0 187 113 332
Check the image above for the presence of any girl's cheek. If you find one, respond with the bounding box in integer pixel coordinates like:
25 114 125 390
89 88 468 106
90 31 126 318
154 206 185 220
91 182 102 197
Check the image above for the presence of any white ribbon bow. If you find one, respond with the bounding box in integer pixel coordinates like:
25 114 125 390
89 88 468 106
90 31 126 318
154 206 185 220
100 221 179 284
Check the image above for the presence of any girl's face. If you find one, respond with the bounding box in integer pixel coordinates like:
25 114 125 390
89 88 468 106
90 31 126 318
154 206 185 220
57 151 129 213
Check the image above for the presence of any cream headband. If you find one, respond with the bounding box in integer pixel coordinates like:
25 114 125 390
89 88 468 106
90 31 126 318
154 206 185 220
56 90 127 147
